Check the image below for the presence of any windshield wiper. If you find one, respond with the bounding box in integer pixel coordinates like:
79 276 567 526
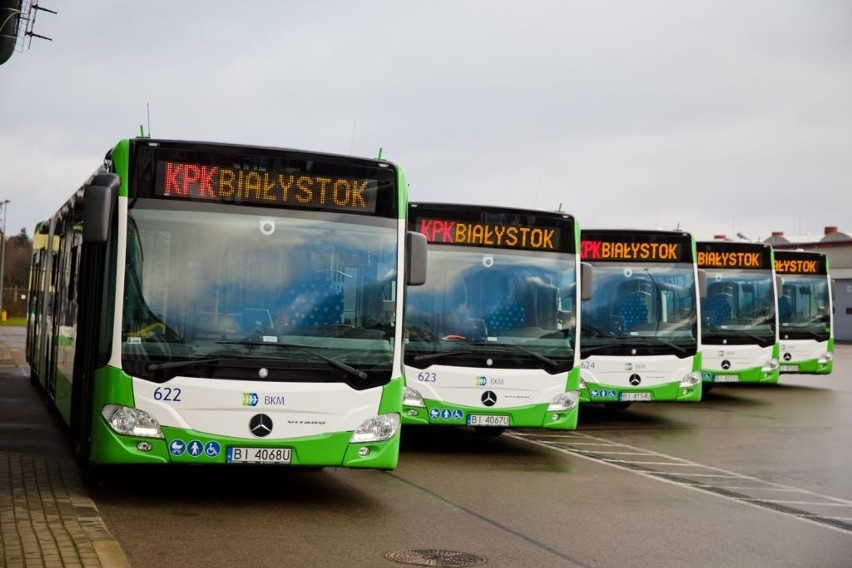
647 337 687 354
411 350 476 364
471 342 561 372
147 355 250 372
411 342 562 373
580 337 688 357
216 341 368 381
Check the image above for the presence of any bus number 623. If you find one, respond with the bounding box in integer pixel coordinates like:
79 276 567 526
417 372 437 382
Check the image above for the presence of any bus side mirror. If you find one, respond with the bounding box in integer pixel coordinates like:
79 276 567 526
581 262 594 300
406 231 428 286
697 269 708 299
83 173 120 244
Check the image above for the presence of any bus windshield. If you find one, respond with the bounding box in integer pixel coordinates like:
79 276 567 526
778 274 832 340
404 247 577 373
581 262 698 356
121 201 399 387
701 269 776 346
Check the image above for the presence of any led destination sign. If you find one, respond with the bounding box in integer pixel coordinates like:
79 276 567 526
774 251 826 275
698 251 762 268
417 218 562 251
696 247 769 269
775 258 821 274
155 160 378 213
581 240 684 262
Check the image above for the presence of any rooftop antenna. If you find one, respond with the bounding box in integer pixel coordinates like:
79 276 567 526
377 147 383 160
139 103 151 137
24 2 57 47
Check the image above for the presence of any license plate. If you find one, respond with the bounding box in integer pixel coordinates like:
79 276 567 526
620 392 651 402
780 365 798 372
713 374 739 383
227 447 292 464
467 415 510 427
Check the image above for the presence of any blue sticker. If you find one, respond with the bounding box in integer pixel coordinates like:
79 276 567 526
441 409 452 420
204 441 221 458
169 439 186 456
591 389 600 398
187 440 204 457
452 409 463 420
429 408 441 419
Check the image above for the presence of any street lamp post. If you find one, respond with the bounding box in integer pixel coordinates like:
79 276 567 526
0 200 9 321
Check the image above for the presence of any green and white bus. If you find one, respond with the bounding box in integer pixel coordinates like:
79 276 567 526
579 229 704 408
402 203 585 434
774 249 834 374
697 240 780 388
26 137 426 469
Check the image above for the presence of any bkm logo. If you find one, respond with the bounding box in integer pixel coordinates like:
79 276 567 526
243 393 259 407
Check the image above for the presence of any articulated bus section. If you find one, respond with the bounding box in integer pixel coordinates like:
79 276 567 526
697 240 780 387
579 229 704 408
774 249 834 374
26 137 427 470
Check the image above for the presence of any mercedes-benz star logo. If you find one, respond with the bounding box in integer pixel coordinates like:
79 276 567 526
249 414 273 438
721 360 731 370
628 374 642 386
784 353 792 361
481 391 497 407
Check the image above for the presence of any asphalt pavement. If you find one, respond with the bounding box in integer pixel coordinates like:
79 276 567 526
0 326 129 568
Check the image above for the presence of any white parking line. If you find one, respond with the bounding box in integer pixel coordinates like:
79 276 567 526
511 431 852 535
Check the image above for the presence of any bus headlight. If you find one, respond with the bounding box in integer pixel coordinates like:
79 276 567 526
403 386 425 407
350 413 400 443
762 358 780 372
679 372 702 388
819 352 833 364
548 391 579 411
101 404 164 439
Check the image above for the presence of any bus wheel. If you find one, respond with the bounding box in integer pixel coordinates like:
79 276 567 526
473 427 505 437
604 402 631 411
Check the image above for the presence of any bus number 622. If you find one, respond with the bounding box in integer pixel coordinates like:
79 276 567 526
153 387 182 402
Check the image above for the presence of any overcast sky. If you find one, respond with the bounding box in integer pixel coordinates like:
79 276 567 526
2 1 850 242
